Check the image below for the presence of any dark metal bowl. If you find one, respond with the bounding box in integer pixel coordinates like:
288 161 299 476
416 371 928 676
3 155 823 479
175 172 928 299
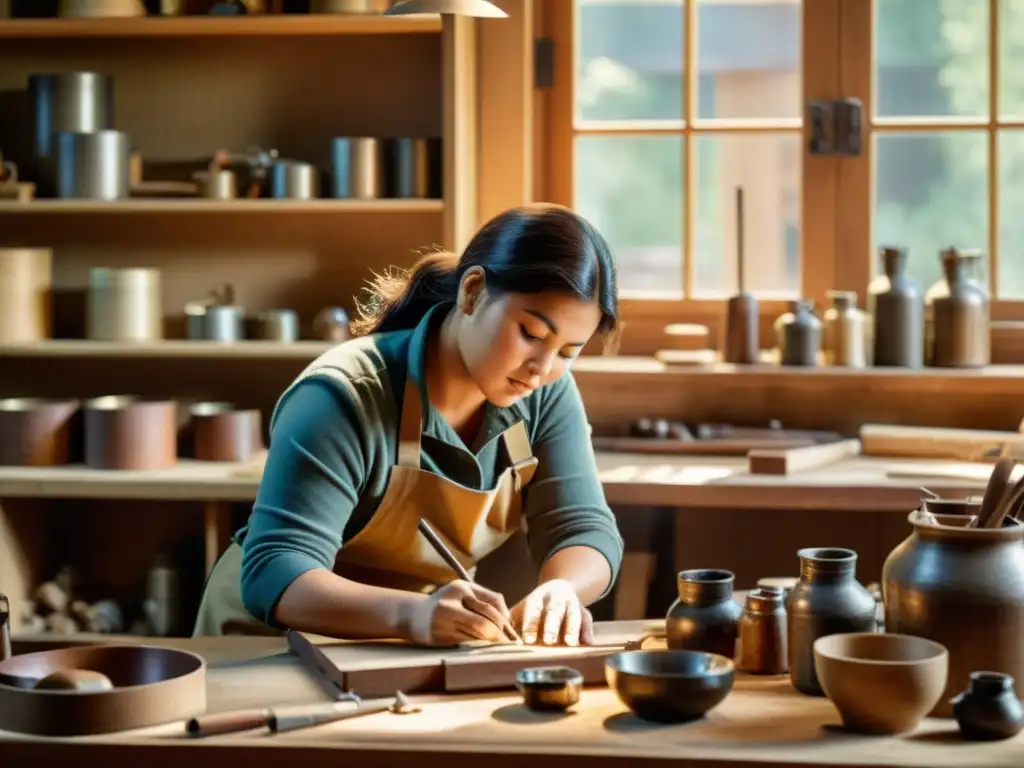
515 666 584 711
605 649 735 724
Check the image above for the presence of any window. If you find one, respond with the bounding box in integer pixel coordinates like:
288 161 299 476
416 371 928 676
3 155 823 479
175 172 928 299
541 0 1024 321
542 0 820 303
841 0 1024 307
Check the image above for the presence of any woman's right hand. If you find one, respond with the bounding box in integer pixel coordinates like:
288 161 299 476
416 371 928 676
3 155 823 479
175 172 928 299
404 580 511 646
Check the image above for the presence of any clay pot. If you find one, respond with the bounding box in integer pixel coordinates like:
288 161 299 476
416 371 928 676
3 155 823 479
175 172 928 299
665 569 742 659
952 671 1024 741
883 509 1024 717
785 547 876 696
813 632 948 735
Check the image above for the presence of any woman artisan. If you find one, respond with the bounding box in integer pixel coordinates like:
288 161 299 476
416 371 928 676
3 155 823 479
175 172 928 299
193 204 624 647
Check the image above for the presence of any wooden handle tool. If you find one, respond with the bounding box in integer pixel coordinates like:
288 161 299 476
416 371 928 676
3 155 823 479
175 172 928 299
417 518 523 644
978 457 1017 528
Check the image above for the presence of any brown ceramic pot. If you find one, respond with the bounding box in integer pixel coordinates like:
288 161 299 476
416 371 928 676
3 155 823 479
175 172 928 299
883 507 1024 717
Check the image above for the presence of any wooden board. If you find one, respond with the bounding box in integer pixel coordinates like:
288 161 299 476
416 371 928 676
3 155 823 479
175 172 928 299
860 423 1024 462
591 436 816 456
747 439 861 475
288 623 663 699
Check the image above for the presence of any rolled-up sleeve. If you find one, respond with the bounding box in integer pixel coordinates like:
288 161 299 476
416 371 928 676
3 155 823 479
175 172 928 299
522 372 624 598
240 378 368 626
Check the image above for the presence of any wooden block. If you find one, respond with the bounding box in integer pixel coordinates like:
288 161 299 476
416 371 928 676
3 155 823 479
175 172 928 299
747 439 861 476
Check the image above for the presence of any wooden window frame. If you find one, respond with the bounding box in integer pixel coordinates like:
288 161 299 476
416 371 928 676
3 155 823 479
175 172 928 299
536 0 844 354
838 0 1024 321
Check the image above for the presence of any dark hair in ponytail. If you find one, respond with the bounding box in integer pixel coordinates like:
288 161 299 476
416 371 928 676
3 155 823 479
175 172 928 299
352 204 619 348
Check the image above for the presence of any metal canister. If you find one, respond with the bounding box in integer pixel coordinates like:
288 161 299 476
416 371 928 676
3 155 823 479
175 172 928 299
332 137 381 199
55 130 131 200
822 290 867 368
28 72 115 196
86 267 162 341
389 138 429 198
738 586 788 675
253 309 299 342
198 305 245 342
773 299 821 366
269 161 318 200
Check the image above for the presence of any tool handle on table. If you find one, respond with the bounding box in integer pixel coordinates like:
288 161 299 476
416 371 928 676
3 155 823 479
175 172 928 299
187 708 272 737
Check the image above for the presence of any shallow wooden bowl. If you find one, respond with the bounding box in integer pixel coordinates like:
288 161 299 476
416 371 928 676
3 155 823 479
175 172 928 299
814 632 948 735
0 644 206 736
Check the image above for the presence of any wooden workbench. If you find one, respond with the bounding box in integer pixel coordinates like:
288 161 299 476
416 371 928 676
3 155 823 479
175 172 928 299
0 621 1018 768
0 454 991 510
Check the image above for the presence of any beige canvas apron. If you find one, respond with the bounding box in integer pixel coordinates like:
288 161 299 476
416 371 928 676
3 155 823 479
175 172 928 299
193 375 539 637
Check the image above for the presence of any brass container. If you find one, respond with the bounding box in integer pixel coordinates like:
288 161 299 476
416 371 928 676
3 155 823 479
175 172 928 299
822 290 867 368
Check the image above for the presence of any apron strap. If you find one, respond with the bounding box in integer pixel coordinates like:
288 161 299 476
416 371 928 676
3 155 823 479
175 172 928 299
397 378 423 468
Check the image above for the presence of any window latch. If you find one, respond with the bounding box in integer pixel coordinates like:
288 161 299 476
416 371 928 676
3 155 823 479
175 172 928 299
807 98 863 157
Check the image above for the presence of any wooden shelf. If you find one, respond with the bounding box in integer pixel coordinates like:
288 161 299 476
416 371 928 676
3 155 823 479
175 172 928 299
0 199 444 214
0 340 335 359
0 14 441 39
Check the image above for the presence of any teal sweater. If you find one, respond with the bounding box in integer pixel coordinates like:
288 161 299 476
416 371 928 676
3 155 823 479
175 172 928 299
238 304 624 624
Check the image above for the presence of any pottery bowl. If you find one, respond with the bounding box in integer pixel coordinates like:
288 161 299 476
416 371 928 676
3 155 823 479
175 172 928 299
814 633 948 734
605 649 734 724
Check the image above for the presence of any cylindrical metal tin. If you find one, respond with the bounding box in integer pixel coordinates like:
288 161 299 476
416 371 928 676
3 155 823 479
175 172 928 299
84 395 177 470
0 398 80 467
55 130 131 200
28 72 115 196
86 267 163 341
189 402 264 462
269 161 318 200
58 0 145 17
331 137 381 199
253 309 299 342
389 138 430 198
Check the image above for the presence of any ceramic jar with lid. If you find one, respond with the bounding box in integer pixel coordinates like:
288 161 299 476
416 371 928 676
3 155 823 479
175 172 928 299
868 246 924 368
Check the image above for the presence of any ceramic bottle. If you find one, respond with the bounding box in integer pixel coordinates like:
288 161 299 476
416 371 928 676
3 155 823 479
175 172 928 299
786 547 876 696
665 569 743 659
929 248 989 367
774 299 821 366
822 290 867 368
868 246 924 368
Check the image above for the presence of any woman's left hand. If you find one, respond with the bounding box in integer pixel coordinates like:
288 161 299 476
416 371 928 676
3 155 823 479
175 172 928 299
511 579 595 646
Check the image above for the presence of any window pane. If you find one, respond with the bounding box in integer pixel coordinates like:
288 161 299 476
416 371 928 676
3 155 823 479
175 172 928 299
574 135 684 297
999 0 1024 117
874 0 989 118
575 0 684 123
875 132 988 291
692 133 800 297
696 0 801 120
998 131 1024 297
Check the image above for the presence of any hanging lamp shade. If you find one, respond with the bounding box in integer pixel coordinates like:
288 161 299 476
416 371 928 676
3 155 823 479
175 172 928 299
385 0 508 18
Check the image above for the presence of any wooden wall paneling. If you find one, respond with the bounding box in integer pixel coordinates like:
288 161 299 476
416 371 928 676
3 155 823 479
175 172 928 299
476 0 534 224
0 499 52 633
442 15 478 252
540 0 571 207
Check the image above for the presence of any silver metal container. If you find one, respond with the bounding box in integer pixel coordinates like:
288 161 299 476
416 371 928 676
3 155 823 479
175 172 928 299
56 130 131 200
204 169 236 200
332 137 381 199
28 72 115 195
186 304 244 342
390 138 429 198
87 267 163 341
269 161 318 200
58 0 145 17
254 309 299 342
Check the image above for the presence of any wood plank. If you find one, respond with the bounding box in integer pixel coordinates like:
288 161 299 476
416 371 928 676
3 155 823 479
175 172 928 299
860 424 1024 462
748 439 861 476
0 15 441 38
0 340 334 359
593 436 816 456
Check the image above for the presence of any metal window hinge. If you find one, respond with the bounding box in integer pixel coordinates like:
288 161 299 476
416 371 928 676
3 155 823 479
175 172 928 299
807 98 863 157
534 37 554 88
